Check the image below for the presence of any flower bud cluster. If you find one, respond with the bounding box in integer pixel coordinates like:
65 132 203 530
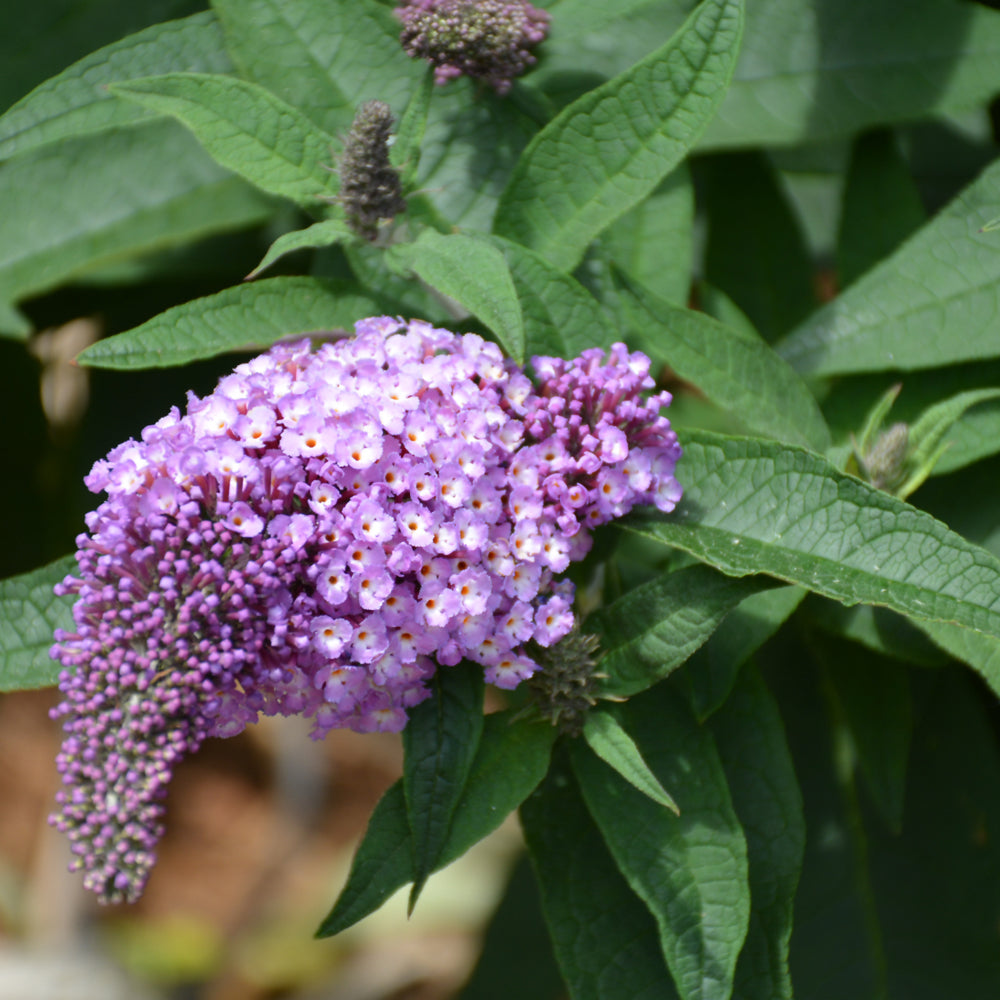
396 0 550 94
50 317 681 902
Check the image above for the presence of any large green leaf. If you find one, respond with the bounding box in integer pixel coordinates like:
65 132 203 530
836 130 926 289
317 712 556 937
708 667 804 1000
387 231 525 362
487 235 617 360
0 12 232 163
616 271 829 451
0 0 200 114
521 756 678 1000
572 686 750 1000
587 563 777 699
76 277 379 370
700 152 815 342
682 585 805 721
0 121 275 313
627 430 1000 641
0 556 77 692
779 156 1000 376
602 166 694 309
210 0 423 136
494 0 744 272
417 79 540 232
700 0 1000 149
110 73 338 205
401 665 484 910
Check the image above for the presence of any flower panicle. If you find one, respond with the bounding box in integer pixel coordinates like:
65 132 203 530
50 317 681 902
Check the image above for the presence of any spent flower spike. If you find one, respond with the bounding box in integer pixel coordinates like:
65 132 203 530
50 318 681 903
396 0 550 94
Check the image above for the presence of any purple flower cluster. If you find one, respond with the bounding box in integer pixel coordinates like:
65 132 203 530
396 0 550 95
50 317 681 902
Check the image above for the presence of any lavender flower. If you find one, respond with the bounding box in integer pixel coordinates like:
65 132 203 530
50 318 681 902
396 0 550 94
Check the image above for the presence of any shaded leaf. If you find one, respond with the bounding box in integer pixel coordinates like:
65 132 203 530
700 152 815 342
0 556 77 692
708 666 804 1000
837 129 926 289
387 231 525 362
487 235 616 360
582 708 679 813
317 711 555 937
402 665 484 910
616 270 829 451
915 619 1000 702
779 156 1000 376
0 12 232 163
626 430 1000 641
683 585 805 721
77 277 379 369
494 0 744 272
0 121 275 307
110 72 338 205
211 0 422 136
700 0 1000 149
572 685 750 1000
247 219 352 278
521 754 678 1000
587 563 777 699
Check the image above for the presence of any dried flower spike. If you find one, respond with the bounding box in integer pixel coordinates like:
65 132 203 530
397 0 550 95
340 101 406 241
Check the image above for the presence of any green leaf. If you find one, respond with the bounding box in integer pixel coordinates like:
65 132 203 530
616 271 830 451
402 665 484 911
210 0 423 136
0 0 201 114
76 277 379 369
418 79 539 232
109 73 338 205
317 712 555 937
0 300 31 340
626 430 1000 641
837 130 926 289
582 708 679 813
778 156 1000 376
387 231 525 363
340 241 452 323
822 646 913 833
0 121 275 307
700 152 815 342
915 619 1000 702
683 585 805 721
707 666 804 1000
521 755 678 1000
603 166 694 309
0 12 232 163
907 387 1000 483
486 235 616 360
700 0 1000 149
0 556 77 692
572 685 750 1000
588 563 777 699
247 219 352 279
494 0 744 272
392 70 435 193
804 601 947 669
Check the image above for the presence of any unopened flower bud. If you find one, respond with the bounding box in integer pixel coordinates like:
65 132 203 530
863 421 909 490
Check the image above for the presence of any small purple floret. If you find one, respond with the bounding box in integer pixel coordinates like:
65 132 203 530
50 318 681 903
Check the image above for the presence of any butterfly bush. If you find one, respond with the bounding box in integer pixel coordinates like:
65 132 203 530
49 317 681 903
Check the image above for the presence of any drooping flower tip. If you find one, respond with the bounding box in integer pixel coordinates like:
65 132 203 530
396 0 550 94
49 317 680 902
